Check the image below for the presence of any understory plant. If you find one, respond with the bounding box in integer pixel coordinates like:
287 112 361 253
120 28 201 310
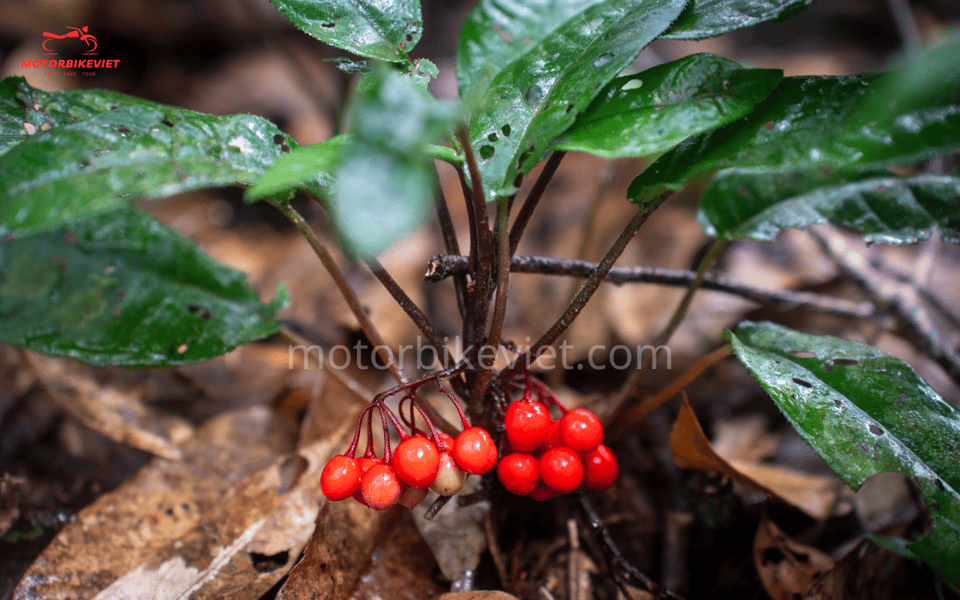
1 0 959 592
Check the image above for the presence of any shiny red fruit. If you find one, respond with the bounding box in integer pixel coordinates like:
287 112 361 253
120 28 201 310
452 426 498 474
539 447 584 494
360 463 402 510
320 455 360 501
582 444 619 490
559 408 604 452
393 436 440 488
496 452 539 496
505 400 551 452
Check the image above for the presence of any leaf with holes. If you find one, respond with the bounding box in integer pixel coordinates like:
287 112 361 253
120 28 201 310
553 54 782 159
0 207 286 367
0 77 300 237
332 67 459 257
268 0 422 63
662 0 817 40
700 168 960 244
628 69 960 202
729 320 960 589
459 0 689 201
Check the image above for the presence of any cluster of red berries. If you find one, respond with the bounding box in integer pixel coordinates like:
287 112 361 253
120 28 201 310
320 379 497 510
320 372 618 510
496 374 617 500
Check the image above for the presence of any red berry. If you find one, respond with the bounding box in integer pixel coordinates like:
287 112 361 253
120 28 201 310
360 463 402 510
540 447 584 494
393 436 440 488
398 485 429 508
352 457 382 504
453 426 498 474
436 431 456 453
496 452 539 496
431 452 467 496
559 408 604 452
505 400 551 452
582 444 619 490
320 455 361 501
536 420 564 455
528 484 559 502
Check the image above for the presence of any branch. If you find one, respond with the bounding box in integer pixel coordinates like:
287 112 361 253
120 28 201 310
274 202 408 384
508 151 566 256
498 196 671 384
425 253 875 318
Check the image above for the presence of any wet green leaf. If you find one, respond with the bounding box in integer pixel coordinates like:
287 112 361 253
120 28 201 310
553 54 782 158
268 0 422 62
0 207 286 367
700 168 960 244
663 0 816 40
246 134 347 201
629 71 960 202
459 0 688 200
0 77 298 236
729 321 960 588
333 67 458 257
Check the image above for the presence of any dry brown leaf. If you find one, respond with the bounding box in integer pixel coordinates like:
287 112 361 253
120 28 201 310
754 517 833 600
438 592 522 600
803 540 918 600
26 352 192 460
0 473 25 536
670 392 851 519
13 406 302 599
349 509 446 600
277 501 397 599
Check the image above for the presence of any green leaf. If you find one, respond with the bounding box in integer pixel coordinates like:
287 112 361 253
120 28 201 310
246 134 348 201
663 0 816 40
333 67 458 257
0 77 297 237
267 0 422 63
629 71 960 202
552 54 782 159
459 0 689 201
700 168 960 243
729 321 960 588
0 207 285 367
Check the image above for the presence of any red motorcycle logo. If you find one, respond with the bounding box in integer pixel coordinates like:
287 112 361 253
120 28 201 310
42 26 98 55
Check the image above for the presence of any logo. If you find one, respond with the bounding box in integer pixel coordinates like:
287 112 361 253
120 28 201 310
43 26 98 55
21 26 120 76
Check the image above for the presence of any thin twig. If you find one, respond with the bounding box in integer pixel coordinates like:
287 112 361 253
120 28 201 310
656 239 727 346
508 151 566 256
274 202 408 384
425 254 874 318
498 195 672 385
578 495 686 600
435 177 469 319
364 258 449 364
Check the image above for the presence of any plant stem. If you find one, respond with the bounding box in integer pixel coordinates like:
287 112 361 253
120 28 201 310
498 194 672 385
274 201 408 384
613 238 727 414
656 238 727 346
434 178 468 318
469 195 512 418
424 254 873 318
456 127 495 391
364 258 451 366
508 151 565 256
